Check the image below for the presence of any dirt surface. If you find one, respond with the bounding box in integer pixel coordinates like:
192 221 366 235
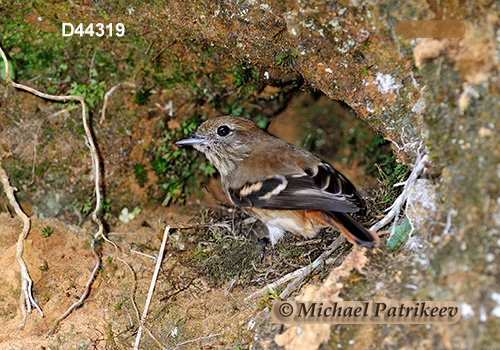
0 206 256 349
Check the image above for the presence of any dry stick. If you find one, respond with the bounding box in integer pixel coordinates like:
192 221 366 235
169 222 232 230
143 326 165 349
133 225 170 350
185 200 236 213
279 235 345 299
369 151 429 234
0 163 43 329
27 146 37 186
100 84 120 124
245 266 306 301
130 249 157 260
173 333 222 350
108 221 233 236
49 104 79 118
100 82 136 124
0 44 106 332
245 236 346 301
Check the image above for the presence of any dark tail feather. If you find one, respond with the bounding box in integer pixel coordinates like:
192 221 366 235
326 212 379 247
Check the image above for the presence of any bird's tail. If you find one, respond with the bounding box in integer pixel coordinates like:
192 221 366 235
326 212 379 247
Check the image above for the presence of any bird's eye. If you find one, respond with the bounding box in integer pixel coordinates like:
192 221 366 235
217 125 231 137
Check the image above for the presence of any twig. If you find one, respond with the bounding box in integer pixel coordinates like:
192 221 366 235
245 236 346 301
145 40 154 55
369 133 428 235
185 201 235 213
49 105 79 118
279 236 345 299
0 162 44 329
160 278 194 302
173 333 222 350
133 225 170 350
441 208 456 238
99 82 136 124
130 249 157 260
370 149 429 234
100 84 120 124
152 47 166 61
89 50 96 80
246 268 304 301
143 326 165 348
169 222 232 230
293 238 322 246
27 146 36 187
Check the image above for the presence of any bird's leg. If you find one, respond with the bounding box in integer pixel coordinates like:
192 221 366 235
319 227 327 244
237 218 243 236
258 237 269 263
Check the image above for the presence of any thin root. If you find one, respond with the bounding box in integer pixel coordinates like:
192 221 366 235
0 162 43 329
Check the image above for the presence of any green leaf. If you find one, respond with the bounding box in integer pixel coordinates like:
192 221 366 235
386 219 412 250
1 59 16 80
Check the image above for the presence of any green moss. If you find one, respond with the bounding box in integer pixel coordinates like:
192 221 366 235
233 64 259 88
73 196 94 218
190 234 261 285
134 87 151 105
75 124 85 135
276 48 298 67
133 163 147 187
12 166 28 182
0 21 68 81
42 226 53 238
40 261 49 271
255 286 281 310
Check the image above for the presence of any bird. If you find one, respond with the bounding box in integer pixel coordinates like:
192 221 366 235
176 116 379 248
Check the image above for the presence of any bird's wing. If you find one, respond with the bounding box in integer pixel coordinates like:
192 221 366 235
227 161 365 213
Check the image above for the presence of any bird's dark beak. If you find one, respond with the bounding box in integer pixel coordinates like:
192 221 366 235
175 136 206 146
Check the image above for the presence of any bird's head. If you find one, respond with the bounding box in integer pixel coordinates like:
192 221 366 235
176 116 264 177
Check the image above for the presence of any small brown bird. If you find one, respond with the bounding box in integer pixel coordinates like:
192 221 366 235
176 116 379 247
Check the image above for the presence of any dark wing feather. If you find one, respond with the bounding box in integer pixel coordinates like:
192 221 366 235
228 162 365 213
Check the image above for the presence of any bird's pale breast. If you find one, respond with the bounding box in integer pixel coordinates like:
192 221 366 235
246 208 328 245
